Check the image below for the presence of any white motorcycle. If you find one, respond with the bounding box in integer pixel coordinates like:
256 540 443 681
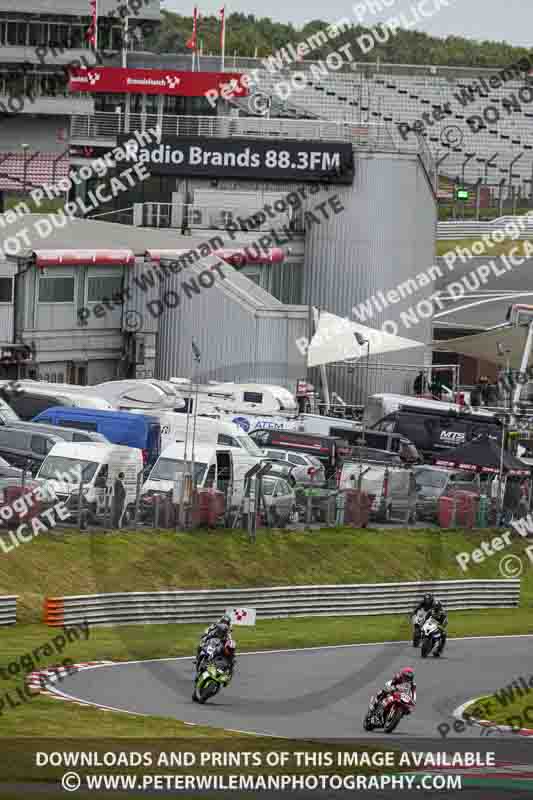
420 616 444 658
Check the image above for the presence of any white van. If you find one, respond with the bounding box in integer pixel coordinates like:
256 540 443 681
36 442 143 524
153 413 264 454
142 442 261 509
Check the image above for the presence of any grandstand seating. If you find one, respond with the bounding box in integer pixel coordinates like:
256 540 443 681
228 61 533 187
0 152 69 191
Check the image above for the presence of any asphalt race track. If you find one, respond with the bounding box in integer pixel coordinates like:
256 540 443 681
52 635 533 742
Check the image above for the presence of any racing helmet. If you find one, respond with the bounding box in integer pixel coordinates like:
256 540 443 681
219 614 232 626
214 622 230 639
422 593 434 608
397 667 415 684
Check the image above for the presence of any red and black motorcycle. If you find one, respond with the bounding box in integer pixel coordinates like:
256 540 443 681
363 690 416 733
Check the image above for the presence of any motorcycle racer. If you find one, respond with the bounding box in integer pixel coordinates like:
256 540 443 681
195 615 233 672
195 635 236 682
427 600 448 656
412 593 434 616
369 667 417 720
411 593 434 646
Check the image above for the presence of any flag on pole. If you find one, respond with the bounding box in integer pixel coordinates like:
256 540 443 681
219 6 226 71
85 0 98 47
186 6 198 50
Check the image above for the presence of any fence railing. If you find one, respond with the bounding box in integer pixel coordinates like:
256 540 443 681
43 579 519 626
0 595 17 625
70 113 400 150
437 215 533 239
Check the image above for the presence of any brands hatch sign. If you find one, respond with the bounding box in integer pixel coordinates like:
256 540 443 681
68 67 249 98
118 136 354 183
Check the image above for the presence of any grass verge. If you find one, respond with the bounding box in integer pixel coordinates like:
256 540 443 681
436 238 533 256
1 526 532 624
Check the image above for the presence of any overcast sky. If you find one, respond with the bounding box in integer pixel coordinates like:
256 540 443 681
169 0 532 48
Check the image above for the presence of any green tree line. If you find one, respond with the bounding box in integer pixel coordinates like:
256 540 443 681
158 10 531 68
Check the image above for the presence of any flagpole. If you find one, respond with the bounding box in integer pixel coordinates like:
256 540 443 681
221 5 226 72
95 0 98 51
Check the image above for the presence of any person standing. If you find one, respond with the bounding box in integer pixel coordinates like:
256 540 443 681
413 371 426 396
112 471 127 528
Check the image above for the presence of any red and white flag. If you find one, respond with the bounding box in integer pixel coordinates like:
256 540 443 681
186 6 198 50
226 607 256 626
85 0 97 47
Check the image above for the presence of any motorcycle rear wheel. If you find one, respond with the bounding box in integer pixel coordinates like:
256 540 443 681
384 708 403 733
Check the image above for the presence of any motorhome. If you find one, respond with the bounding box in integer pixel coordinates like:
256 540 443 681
91 380 185 412
0 380 113 420
171 379 360 440
142 442 261 509
170 380 298 416
36 442 144 525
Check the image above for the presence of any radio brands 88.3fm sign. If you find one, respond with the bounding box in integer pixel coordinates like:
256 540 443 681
118 135 354 183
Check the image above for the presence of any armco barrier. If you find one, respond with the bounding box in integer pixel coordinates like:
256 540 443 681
43 580 519 627
437 215 533 240
0 595 17 625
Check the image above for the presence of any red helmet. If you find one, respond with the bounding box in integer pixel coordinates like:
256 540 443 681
397 667 415 683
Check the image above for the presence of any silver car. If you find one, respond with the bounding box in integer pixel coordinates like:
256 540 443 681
262 449 326 486
261 475 296 527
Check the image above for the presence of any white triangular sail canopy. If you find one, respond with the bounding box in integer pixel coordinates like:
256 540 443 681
307 311 425 367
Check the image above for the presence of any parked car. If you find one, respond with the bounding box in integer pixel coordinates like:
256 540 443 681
260 475 296 527
414 466 480 520
260 458 297 486
261 449 326 486
0 426 65 475
250 429 350 478
5 421 109 444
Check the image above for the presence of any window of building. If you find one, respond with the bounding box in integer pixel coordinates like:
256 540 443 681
87 275 123 303
38 277 75 303
0 277 12 302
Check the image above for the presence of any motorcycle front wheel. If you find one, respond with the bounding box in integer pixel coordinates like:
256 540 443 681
421 637 432 658
384 707 403 733
196 680 221 704
363 712 375 731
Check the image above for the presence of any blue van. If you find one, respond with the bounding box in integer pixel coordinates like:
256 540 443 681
32 407 161 469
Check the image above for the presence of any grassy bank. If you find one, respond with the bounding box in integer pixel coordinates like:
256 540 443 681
1 526 532 623
436 238 533 256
